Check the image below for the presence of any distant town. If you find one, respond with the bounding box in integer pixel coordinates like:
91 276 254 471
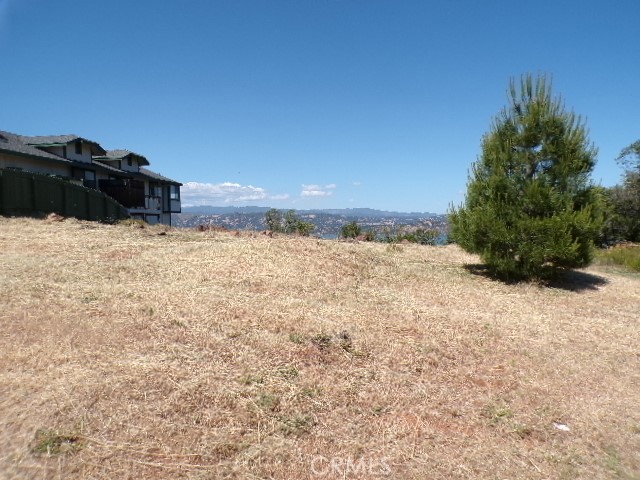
173 206 449 240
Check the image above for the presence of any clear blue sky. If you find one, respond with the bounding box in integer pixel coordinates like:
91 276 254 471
1 0 638 213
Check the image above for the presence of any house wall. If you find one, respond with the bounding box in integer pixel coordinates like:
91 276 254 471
0 152 70 177
96 159 122 171
41 146 66 160
95 171 111 183
66 142 93 163
38 143 92 163
120 158 139 172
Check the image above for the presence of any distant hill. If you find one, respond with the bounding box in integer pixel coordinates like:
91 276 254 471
181 206 272 215
174 207 448 239
181 205 441 218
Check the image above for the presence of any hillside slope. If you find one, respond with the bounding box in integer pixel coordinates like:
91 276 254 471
1 217 638 479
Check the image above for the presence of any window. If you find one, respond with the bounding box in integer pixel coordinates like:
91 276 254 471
127 157 133 167
75 142 82 155
169 185 180 200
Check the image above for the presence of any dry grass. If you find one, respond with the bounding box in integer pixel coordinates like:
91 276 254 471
0 216 639 479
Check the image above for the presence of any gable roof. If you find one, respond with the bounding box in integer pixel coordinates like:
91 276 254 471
20 134 106 155
0 130 75 162
94 149 150 166
1 130 181 186
92 160 132 175
0 131 120 177
139 167 182 185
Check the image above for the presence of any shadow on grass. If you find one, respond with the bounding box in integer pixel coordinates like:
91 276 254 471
463 264 608 292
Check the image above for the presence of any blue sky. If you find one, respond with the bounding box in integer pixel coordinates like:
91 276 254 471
1 0 638 213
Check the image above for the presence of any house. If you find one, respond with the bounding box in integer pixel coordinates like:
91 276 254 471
0 130 181 225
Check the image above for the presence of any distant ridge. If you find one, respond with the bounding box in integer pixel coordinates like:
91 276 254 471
181 205 441 218
181 206 271 215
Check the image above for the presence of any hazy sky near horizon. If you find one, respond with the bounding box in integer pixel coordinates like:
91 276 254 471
1 0 638 213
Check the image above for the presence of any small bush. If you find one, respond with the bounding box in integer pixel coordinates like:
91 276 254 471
341 221 362 239
32 429 82 456
404 228 439 245
310 333 332 350
292 220 315 237
264 209 315 236
279 414 316 436
117 218 147 228
264 208 283 232
379 226 439 245
256 392 279 411
360 230 375 241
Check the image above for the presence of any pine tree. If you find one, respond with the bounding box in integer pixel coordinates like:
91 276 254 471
449 75 604 280
603 140 640 243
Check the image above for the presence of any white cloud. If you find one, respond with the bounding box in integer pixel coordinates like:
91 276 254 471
181 181 289 206
300 184 337 197
269 194 291 201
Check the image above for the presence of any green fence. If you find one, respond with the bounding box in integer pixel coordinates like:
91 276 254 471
0 169 129 221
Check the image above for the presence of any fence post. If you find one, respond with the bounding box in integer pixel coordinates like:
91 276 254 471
0 170 4 215
31 173 37 212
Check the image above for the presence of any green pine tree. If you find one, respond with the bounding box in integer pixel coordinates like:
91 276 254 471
449 74 604 280
602 140 640 243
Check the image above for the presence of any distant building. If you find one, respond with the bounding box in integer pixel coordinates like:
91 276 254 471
0 131 181 225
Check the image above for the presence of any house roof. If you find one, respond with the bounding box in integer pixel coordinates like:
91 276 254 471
1 131 121 177
139 167 182 185
20 134 107 156
92 160 132 175
1 130 181 186
94 149 150 166
0 130 76 163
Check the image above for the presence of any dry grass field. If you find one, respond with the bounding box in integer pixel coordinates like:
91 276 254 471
1 216 639 480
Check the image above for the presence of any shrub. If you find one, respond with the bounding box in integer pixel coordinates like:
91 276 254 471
293 219 315 237
264 209 315 236
379 226 438 245
406 228 438 245
264 208 283 232
597 245 640 272
341 221 362 239
360 230 375 242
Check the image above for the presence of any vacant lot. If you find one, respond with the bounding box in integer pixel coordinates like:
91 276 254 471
1 217 638 479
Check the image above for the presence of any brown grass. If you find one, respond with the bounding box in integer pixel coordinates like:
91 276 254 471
0 216 639 479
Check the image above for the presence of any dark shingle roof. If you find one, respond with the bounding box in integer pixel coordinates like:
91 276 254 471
20 134 81 145
94 149 150 166
0 130 73 162
1 130 180 186
92 160 132 175
20 134 107 155
139 167 182 185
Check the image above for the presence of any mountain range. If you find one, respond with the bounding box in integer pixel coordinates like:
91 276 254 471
174 206 448 239
181 205 441 218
